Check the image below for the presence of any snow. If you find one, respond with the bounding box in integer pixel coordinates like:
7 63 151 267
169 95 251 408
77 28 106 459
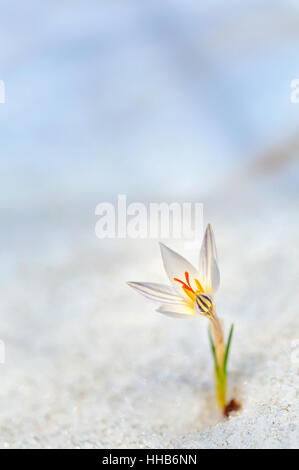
0 166 298 448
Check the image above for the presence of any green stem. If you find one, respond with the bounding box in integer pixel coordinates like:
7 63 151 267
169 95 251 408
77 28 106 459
208 323 234 412
215 369 226 409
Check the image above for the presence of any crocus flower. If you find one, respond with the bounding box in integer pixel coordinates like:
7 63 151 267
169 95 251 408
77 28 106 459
127 224 239 416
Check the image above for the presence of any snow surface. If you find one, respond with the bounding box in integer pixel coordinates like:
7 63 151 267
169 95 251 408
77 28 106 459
0 166 298 449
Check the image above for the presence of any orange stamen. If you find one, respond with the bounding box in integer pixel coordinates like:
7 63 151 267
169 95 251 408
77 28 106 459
173 277 192 292
174 271 204 297
183 286 196 302
195 278 204 293
184 271 194 291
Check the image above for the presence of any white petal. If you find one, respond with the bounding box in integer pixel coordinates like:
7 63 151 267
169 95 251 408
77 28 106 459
159 243 200 297
199 224 220 294
127 282 184 304
157 302 194 319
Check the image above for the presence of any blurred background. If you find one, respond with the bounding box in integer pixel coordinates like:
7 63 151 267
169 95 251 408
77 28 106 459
0 0 298 448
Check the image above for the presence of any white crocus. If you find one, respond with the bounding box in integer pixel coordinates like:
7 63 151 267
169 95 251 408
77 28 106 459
127 224 239 415
127 224 220 327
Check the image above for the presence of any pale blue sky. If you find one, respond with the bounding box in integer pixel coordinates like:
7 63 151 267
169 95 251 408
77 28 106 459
0 0 298 212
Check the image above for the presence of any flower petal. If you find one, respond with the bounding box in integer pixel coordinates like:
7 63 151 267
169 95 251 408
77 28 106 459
156 302 194 319
198 224 220 294
126 281 184 304
159 243 200 298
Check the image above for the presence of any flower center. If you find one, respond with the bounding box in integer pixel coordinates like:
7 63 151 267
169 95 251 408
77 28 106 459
173 271 204 305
